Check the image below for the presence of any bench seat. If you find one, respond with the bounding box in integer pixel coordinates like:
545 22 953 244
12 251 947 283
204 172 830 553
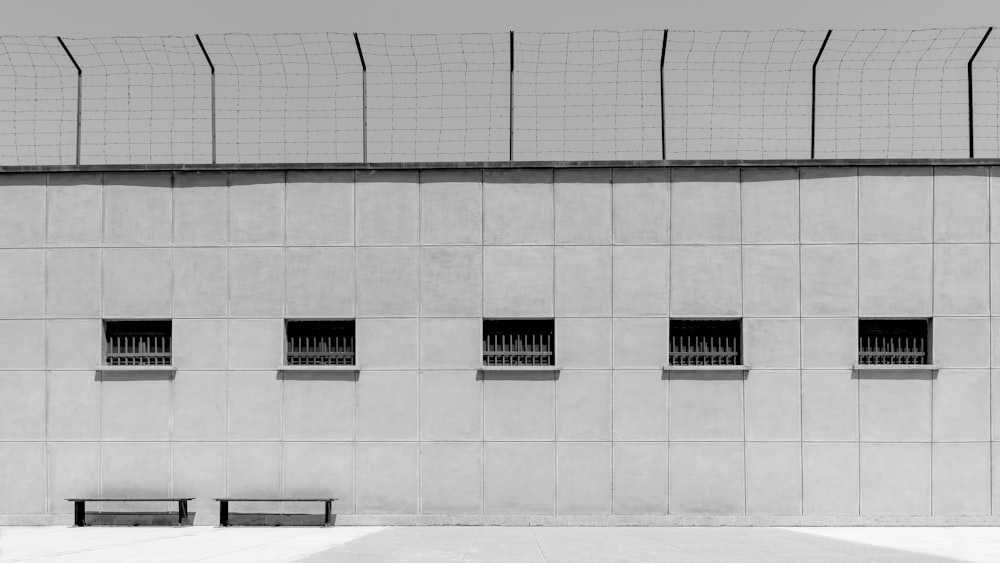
212 498 338 527
66 498 194 527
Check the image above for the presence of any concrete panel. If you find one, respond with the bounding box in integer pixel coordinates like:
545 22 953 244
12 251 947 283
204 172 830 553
483 246 554 317
0 174 45 246
994 371 1000 440
613 370 666 441
612 443 667 515
933 369 990 442
802 370 859 441
556 370 611 441
0 443 45 515
420 246 482 317
47 442 100 513
994 444 1000 515
612 168 669 244
743 245 799 317
420 442 483 515
555 246 612 316
103 172 172 246
0 372 45 440
356 318 419 370
802 442 859 515
172 442 226 524
484 442 555 515
0 320 44 370
801 318 857 369
741 167 799 244
612 318 669 369
227 319 283 370
421 371 482 441
173 248 227 318
800 245 858 317
356 443 419 514
357 371 419 441
100 442 170 506
173 172 228 246
669 372 743 441
228 247 284 318
612 246 668 317
934 244 989 316
859 167 933 242
859 244 932 317
228 442 281 501
554 168 612 244
356 247 419 317
47 371 100 441
746 442 802 515
283 442 354 514
934 167 989 243
285 247 355 318
286 171 355 246
744 318 800 369
100 375 171 441
282 372 356 441
935 316 990 369
0 249 44 318
420 318 481 369
993 246 1000 315
556 318 611 369
557 442 611 515
860 443 930 516
993 166 1000 242
859 371 932 441
227 371 282 441
102 248 172 318
46 173 102 246
670 167 741 244
46 248 101 317
670 245 741 317
932 442 990 516
172 371 227 441
356 170 419 245
419 169 482 245
228 172 284 246
483 169 553 244
173 319 227 371
484 372 555 441
668 442 745 515
745 370 800 441
800 167 857 244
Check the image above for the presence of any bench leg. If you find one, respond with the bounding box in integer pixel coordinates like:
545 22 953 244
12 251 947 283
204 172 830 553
73 501 86 527
178 500 189 526
219 501 228 527
324 501 331 527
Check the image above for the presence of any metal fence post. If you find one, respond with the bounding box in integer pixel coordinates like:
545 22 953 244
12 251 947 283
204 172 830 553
509 30 514 161
968 27 993 159
195 34 216 164
810 30 832 159
353 33 367 164
659 29 668 160
57 37 81 165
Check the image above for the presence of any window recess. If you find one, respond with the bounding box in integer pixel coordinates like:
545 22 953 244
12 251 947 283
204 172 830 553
102 320 173 369
666 319 746 370
857 318 934 369
482 319 557 370
284 320 356 369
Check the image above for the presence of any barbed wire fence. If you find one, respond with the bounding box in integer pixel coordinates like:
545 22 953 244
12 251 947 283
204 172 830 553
0 27 998 166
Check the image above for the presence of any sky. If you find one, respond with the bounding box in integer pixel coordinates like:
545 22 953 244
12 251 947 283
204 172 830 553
3 0 999 36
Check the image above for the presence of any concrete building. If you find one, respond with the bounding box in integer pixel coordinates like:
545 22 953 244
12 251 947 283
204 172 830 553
0 162 999 526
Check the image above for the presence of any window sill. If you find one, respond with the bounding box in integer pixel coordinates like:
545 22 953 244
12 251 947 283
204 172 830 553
97 365 176 372
853 364 939 371
663 365 749 371
278 365 358 372
479 365 561 372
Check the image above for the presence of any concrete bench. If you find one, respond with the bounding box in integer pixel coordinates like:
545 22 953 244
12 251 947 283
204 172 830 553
66 497 193 527
213 498 337 527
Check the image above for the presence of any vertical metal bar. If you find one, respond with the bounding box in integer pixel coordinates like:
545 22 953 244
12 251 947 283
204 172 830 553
811 30 832 160
57 37 82 165
195 34 216 164
509 30 514 161
968 27 993 158
659 30 668 160
354 33 368 163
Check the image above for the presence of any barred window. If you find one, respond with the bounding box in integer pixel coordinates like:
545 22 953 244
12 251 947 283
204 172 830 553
483 319 555 367
104 320 172 366
858 319 930 365
669 319 741 366
285 320 355 366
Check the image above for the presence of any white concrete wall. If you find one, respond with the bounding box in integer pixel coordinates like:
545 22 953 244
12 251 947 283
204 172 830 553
0 165 998 525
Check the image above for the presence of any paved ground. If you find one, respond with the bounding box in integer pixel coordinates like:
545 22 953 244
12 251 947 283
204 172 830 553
2 526 999 562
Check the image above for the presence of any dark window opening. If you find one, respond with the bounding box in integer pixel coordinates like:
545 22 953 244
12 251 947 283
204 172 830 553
285 320 355 366
483 319 555 367
104 320 172 366
669 319 742 366
858 319 930 365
